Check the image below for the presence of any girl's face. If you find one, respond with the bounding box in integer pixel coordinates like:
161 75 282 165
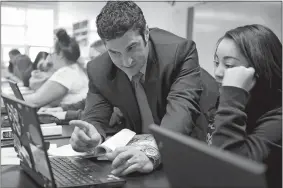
37 58 47 70
214 38 250 87
40 52 66 72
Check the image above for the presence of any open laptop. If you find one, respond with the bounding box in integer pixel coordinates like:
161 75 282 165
1 80 23 128
1 94 126 188
8 80 24 100
7 80 70 125
149 124 267 188
1 80 23 117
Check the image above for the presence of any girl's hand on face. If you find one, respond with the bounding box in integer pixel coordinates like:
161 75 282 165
222 66 256 92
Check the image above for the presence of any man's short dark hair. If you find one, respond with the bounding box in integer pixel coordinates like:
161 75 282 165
9 49 21 56
96 1 146 41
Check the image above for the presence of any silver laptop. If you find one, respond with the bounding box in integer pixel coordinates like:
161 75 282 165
149 124 267 188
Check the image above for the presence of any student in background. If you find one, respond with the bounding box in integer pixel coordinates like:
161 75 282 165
38 39 123 127
37 39 104 117
37 39 107 116
5 49 33 87
12 54 33 87
33 51 49 70
29 51 51 91
207 24 282 188
89 39 107 60
8 49 21 73
24 29 89 107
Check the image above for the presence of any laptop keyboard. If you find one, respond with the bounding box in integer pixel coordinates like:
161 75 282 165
50 157 101 186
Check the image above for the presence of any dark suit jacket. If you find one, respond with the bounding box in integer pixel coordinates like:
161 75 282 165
83 28 203 139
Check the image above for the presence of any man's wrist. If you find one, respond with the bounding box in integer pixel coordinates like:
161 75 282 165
141 145 161 169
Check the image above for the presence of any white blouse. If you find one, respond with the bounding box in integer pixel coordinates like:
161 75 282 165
48 63 89 105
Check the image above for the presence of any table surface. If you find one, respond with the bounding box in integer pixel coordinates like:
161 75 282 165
1 125 171 188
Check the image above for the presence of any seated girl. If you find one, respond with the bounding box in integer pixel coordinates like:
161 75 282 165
24 29 89 108
207 24 282 188
29 51 51 91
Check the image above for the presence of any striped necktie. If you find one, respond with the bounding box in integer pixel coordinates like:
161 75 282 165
132 72 154 133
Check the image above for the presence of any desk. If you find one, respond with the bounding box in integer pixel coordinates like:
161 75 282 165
1 125 171 188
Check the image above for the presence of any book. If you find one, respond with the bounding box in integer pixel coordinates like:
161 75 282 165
1 123 62 140
48 129 158 160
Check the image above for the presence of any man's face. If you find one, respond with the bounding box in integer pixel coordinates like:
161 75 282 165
105 29 149 77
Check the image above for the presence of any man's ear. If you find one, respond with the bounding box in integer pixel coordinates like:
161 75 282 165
144 26 149 45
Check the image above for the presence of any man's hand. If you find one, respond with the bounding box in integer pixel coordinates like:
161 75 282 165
69 120 102 152
105 146 154 176
109 107 124 127
222 66 256 92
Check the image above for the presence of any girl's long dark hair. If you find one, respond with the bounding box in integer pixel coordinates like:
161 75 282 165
217 24 282 106
33 51 49 70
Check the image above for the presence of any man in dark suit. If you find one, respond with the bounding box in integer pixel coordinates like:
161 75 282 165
70 1 203 176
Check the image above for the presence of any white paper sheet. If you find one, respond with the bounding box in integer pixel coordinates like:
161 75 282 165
98 129 136 154
48 144 88 157
1 144 57 165
1 147 20 165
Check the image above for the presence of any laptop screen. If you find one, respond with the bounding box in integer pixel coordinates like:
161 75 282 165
150 124 267 188
8 80 24 100
2 95 56 188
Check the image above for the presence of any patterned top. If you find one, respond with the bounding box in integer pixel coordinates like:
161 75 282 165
206 123 215 146
205 97 219 146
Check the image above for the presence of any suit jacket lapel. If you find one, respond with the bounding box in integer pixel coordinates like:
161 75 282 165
144 42 160 124
112 69 142 133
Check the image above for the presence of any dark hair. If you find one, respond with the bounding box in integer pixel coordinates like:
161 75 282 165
8 49 21 73
33 51 49 70
216 24 282 96
55 29 80 63
96 1 146 41
13 54 33 87
9 49 21 57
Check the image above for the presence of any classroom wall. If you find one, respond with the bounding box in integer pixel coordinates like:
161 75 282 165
55 1 199 37
55 1 199 59
3 1 281 76
193 1 282 76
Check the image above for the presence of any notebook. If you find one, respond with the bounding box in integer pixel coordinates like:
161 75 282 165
1 94 126 188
